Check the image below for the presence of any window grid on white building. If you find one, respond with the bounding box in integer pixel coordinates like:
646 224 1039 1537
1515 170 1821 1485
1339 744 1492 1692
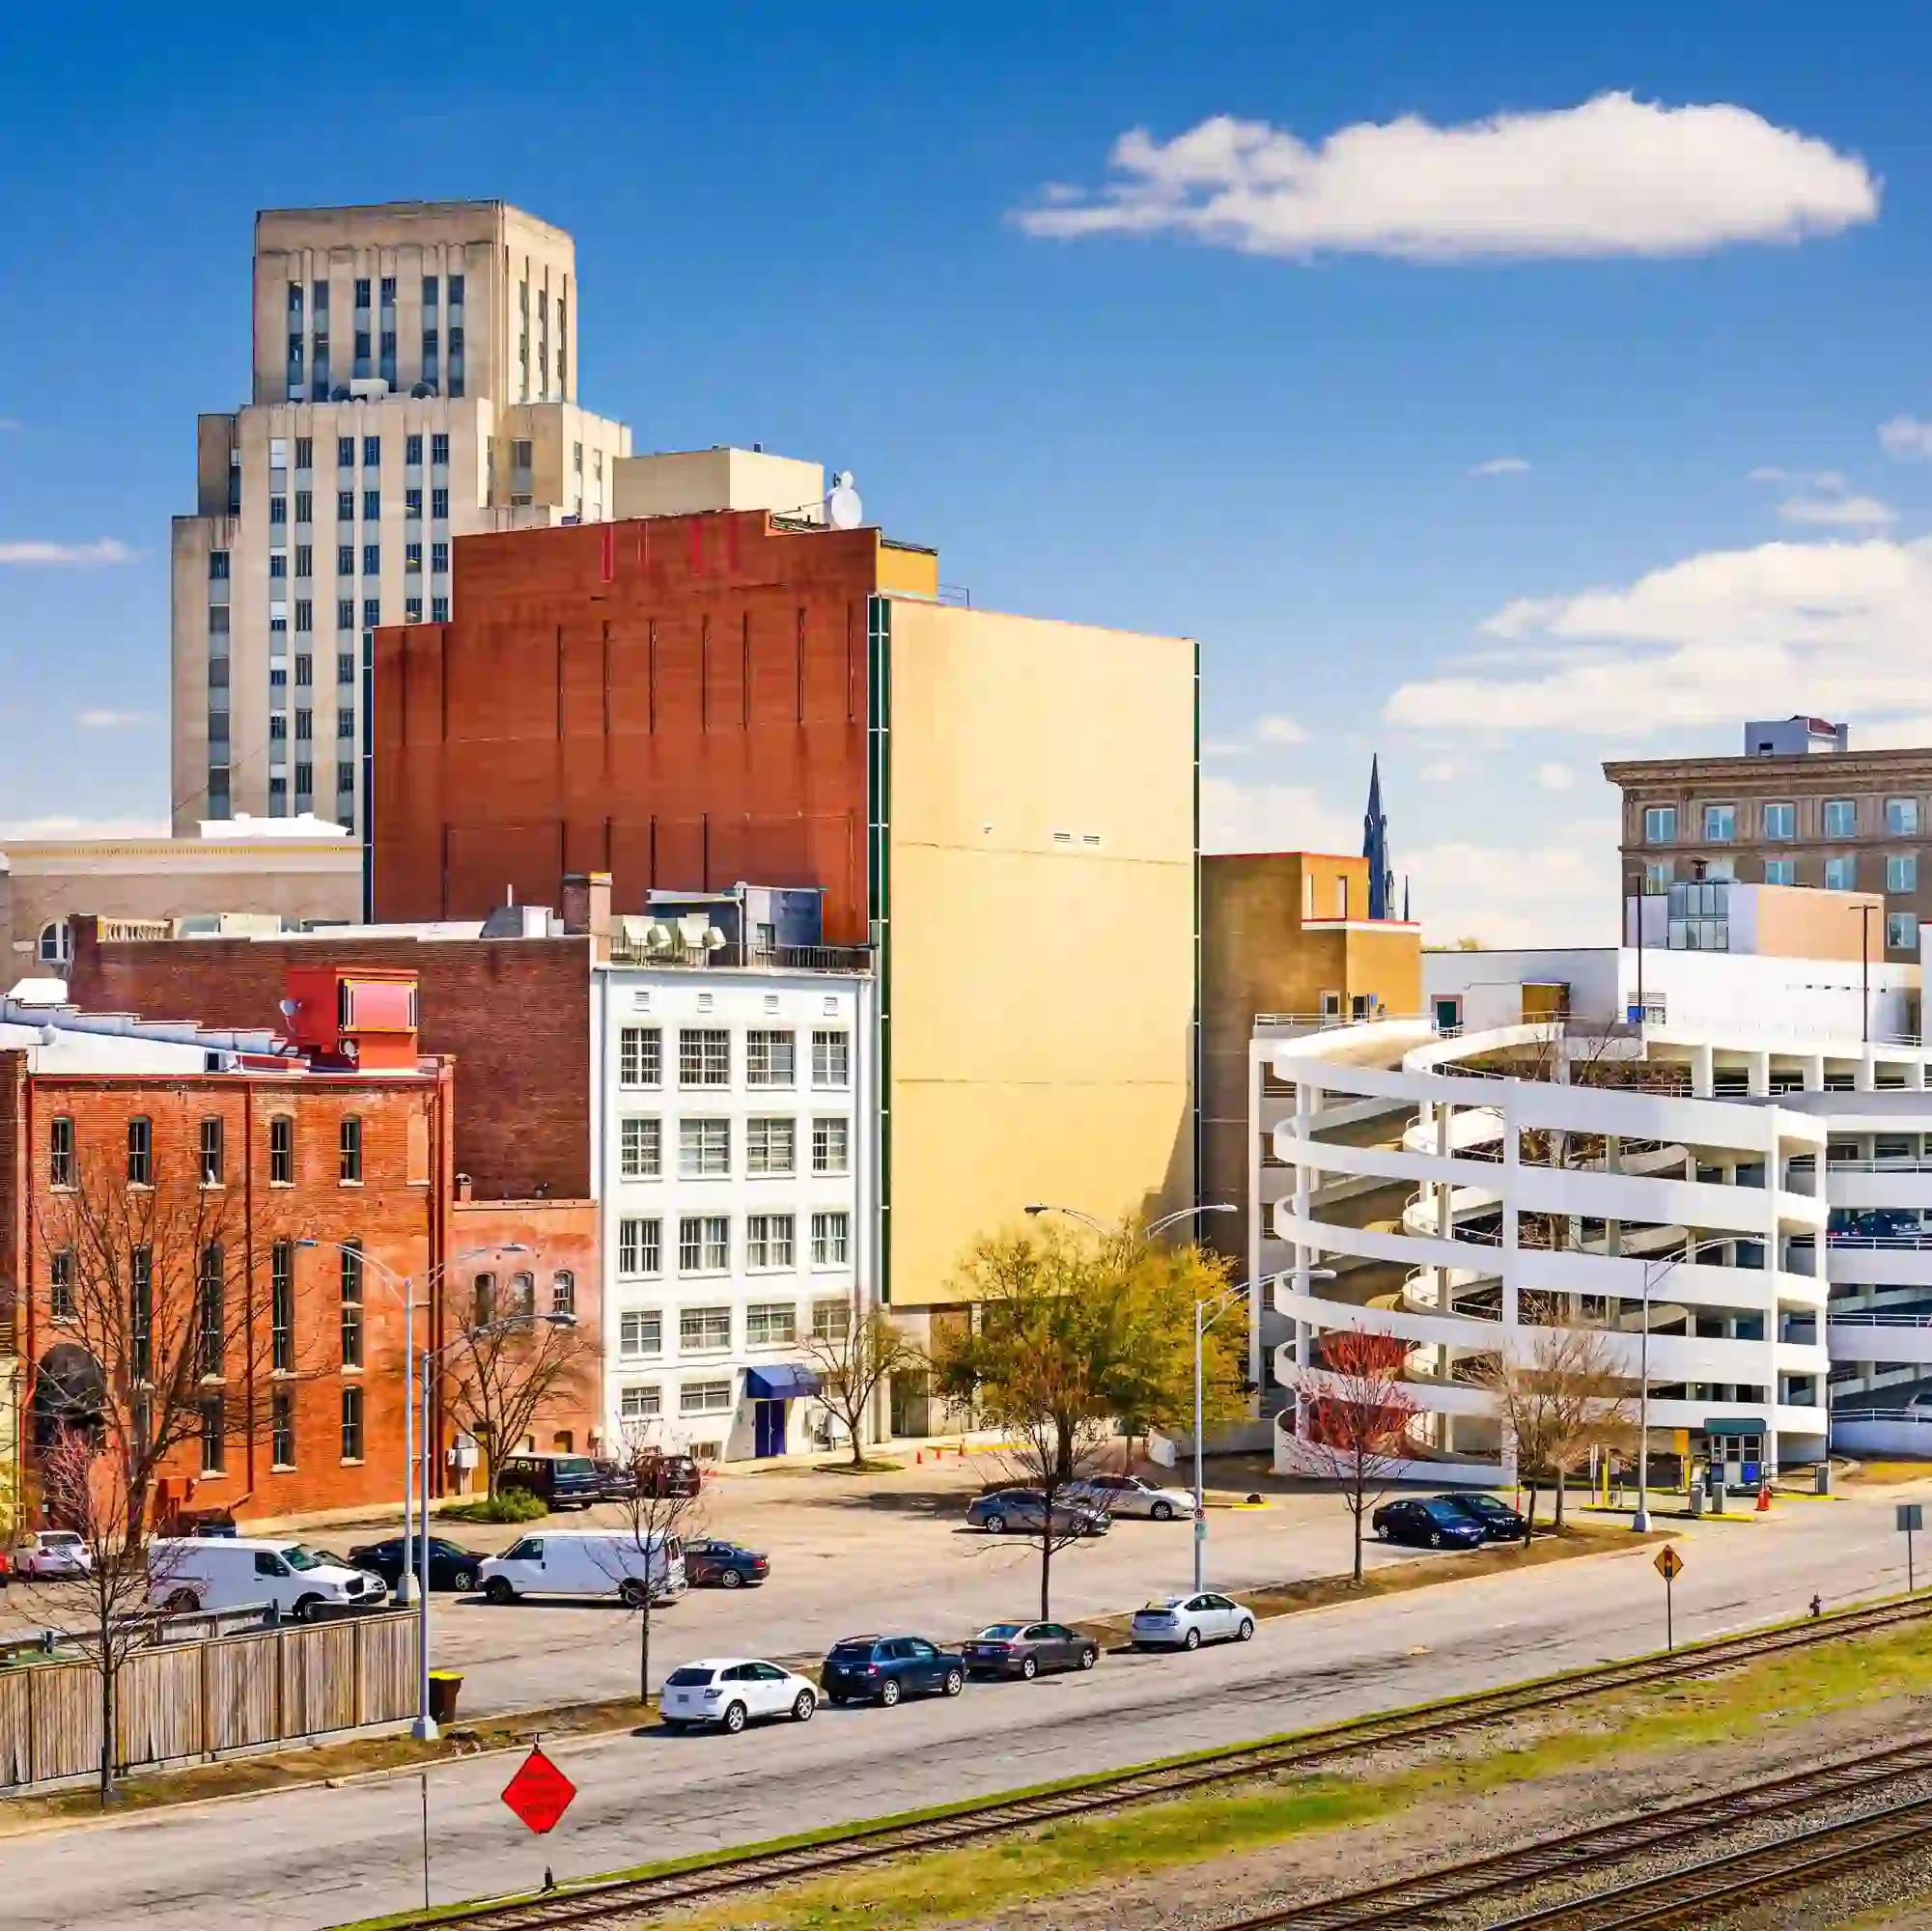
811 1029 850 1088
746 1117 796 1175
745 1029 797 1087
745 1214 796 1271
619 1309 662 1357
812 1117 851 1175
619 1026 662 1088
618 1217 662 1277
679 1027 730 1087
811 1211 851 1268
679 1215 730 1274
620 1117 661 1179
680 1304 732 1352
746 1301 798 1346
678 1117 731 1178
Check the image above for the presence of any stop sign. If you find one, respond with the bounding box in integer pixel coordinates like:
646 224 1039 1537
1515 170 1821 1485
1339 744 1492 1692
501 1746 576 1834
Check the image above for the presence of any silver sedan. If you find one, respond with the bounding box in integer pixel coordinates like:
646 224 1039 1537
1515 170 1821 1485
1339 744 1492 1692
1064 1474 1196 1521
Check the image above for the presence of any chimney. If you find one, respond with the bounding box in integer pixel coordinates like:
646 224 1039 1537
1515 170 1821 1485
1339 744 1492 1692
561 871 613 960
456 1172 474 1203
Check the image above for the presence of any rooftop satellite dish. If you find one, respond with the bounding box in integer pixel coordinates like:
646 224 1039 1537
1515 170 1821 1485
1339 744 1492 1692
278 997 300 1019
826 472 863 530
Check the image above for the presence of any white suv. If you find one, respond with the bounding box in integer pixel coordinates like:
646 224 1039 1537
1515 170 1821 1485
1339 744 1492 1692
659 1658 818 1734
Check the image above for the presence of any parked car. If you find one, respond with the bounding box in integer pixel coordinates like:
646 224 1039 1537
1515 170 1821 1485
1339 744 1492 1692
659 1657 817 1733
1063 1473 1196 1522
1131 1592 1256 1651
1431 1492 1526 1541
684 1540 770 1589
822 1634 966 1705
496 1452 602 1511
962 1621 1100 1679
1371 1497 1490 1551
13 1529 92 1580
589 1453 704 1501
965 1490 1110 1537
478 1528 686 1606
348 1534 490 1593
150 1538 386 1620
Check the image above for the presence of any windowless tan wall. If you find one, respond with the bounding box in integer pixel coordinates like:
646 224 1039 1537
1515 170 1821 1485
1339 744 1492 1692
882 599 1197 1307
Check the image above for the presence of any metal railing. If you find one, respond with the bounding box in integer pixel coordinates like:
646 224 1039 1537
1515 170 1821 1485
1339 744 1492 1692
1827 1309 1932 1328
607 937 874 974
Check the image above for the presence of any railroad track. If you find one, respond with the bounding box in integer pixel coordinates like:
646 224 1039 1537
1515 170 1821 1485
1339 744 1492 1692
372 1593 1932 1931
1210 1731 1932 1928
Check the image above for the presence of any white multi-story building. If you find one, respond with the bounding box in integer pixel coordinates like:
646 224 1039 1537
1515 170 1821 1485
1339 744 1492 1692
591 936 877 1462
1255 934 1932 1483
171 201 631 839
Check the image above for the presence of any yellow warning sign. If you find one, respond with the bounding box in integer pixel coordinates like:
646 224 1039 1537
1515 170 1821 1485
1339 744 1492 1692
1654 1545 1684 1581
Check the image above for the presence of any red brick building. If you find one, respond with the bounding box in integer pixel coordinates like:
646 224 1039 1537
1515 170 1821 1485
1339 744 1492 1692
370 510 938 936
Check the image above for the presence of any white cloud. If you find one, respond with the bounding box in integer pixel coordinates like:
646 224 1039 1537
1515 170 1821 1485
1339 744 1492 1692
1880 415 1932 460
1014 93 1878 262
76 708 154 730
1747 465 1789 484
1253 713 1311 746
1778 492 1894 527
1200 777 1358 855
0 814 170 840
1411 824 1619 947
1201 737 1251 759
1419 758 1466 783
1470 456 1530 477
0 538 132 566
1386 532 1932 739
1535 762 1575 791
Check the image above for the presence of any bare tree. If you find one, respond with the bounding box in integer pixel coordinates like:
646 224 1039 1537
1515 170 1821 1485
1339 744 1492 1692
1302 1329 1419 1584
594 1425 710 1705
16 1427 194 1804
440 1286 593 1497
797 1299 919 1469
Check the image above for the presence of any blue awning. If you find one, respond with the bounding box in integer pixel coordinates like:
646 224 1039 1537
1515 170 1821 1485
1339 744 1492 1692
745 1365 822 1401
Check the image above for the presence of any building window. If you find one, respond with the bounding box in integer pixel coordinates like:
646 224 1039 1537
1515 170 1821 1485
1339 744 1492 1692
811 1030 850 1088
1762 800 1795 840
294 653 313 686
1822 798 1858 838
746 1117 796 1176
681 1380 733 1416
1890 911 1920 951
405 541 423 573
336 435 354 468
1826 855 1857 891
745 1029 796 1087
509 1271 536 1315
49 1248 75 1321
200 1396 226 1475
679 1304 733 1351
745 1215 796 1271
405 597 423 623
679 1028 730 1087
471 1273 496 1326
812 1213 852 1268
269 493 288 527
406 433 423 466
36 918 72 969
294 436 312 469
271 1389 295 1469
619 1310 662 1357
271 1240 294 1371
337 599 356 631
1764 858 1796 885
431 433 449 464
679 1118 731 1178
619 1025 661 1088
361 434 379 466
811 1118 851 1176
619 1117 661 1179
48 1114 75 1189
200 1117 225 1187
678 1216 730 1274
432 488 449 518
208 549 230 582
340 1115 363 1182
196 1243 225 1378
432 596 450 623
618 1217 662 1276
269 1113 294 1185
406 488 422 519
130 1247 153 1381
811 1293 852 1340
362 598 380 628
1888 797 1921 836
340 1242 364 1366
337 709 355 740
432 541 450 573
551 1271 575 1316
621 1385 662 1422
1890 854 1919 894
341 1386 364 1462
294 543 313 576
746 1301 797 1345
1700 802 1736 843
362 537 379 569
126 1116 152 1186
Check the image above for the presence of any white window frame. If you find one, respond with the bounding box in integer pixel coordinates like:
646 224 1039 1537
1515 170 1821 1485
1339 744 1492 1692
1701 802 1736 844
1642 804 1676 845
811 1211 851 1269
680 1379 733 1416
679 1304 733 1352
679 1027 730 1087
1890 853 1919 894
619 1309 662 1357
619 1025 662 1089
1889 910 1920 951
620 1385 662 1421
1762 800 1796 841
811 1117 851 1176
1825 855 1857 891
1764 858 1796 886
811 1295 853 1340
678 1215 730 1275
618 1217 662 1277
678 1117 732 1180
1889 796 1921 837
619 1116 661 1180
745 1116 797 1176
745 1301 798 1346
811 1029 850 1089
744 1029 797 1088
745 1213 797 1272
1823 798 1858 839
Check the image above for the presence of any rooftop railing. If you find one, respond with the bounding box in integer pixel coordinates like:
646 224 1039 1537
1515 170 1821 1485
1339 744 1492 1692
607 937 874 975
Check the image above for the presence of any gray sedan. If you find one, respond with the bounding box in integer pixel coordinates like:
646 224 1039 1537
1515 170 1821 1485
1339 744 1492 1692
965 1490 1110 1536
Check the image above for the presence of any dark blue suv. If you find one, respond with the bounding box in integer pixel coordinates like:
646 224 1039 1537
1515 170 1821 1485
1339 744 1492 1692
821 1634 966 1707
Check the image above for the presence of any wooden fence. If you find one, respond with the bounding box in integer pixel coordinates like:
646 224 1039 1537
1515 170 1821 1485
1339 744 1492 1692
0 1610 417 1790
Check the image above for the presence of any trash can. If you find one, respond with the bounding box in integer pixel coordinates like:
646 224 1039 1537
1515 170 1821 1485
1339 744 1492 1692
427 1670 463 1725
1690 1486 1706 1518
1815 1463 1834 1497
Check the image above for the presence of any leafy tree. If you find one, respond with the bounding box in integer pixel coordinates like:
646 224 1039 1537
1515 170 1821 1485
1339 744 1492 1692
440 1273 592 1497
797 1298 920 1469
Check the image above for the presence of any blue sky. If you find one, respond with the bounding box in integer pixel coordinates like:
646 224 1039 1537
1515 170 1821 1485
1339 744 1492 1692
5 3 1932 939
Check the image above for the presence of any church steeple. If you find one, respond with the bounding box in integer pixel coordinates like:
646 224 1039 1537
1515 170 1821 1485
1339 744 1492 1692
1363 755 1393 922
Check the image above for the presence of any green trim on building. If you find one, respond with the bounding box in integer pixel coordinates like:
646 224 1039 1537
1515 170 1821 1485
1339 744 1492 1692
867 594 894 1305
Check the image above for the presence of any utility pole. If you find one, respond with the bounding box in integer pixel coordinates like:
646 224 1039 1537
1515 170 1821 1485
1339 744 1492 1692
1856 902 1876 1045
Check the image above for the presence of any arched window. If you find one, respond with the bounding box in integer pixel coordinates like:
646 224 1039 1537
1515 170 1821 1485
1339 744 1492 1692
472 1273 496 1327
551 1271 575 1316
38 919 72 969
511 1271 535 1314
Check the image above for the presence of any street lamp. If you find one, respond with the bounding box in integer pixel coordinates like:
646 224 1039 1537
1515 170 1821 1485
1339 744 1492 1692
412 1309 577 1740
1024 1202 1239 1243
296 1239 528 1603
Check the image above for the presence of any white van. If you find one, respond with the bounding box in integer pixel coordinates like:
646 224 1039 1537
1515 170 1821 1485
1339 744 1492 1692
150 1538 388 1621
479 1529 686 1607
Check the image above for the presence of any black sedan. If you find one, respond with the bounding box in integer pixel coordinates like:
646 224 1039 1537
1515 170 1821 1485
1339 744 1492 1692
1431 1492 1526 1541
1370 1498 1488 1551
347 1534 489 1593
684 1540 770 1589
962 1621 1099 1680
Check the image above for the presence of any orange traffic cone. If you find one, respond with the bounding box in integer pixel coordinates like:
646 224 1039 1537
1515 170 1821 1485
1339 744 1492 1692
1756 1483 1771 1512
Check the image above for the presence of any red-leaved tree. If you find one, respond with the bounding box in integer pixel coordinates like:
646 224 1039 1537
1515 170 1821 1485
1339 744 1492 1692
1302 1330 1418 1584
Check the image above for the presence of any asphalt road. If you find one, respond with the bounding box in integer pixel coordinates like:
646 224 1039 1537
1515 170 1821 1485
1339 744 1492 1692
6 1474 1924 1931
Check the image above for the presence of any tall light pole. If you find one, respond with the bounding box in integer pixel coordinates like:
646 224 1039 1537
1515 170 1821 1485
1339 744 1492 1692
1024 1202 1239 1243
1854 902 1877 1046
412 1310 576 1740
1633 1248 1689 1533
296 1239 527 1603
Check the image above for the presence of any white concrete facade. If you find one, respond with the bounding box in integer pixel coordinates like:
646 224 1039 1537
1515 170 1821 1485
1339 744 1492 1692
590 961 876 1462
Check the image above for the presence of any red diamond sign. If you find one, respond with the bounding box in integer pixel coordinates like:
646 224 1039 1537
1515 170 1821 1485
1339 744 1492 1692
501 1746 576 1835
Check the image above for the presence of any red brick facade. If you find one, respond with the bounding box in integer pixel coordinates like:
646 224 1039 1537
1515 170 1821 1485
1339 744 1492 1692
370 512 881 938
66 919 592 1202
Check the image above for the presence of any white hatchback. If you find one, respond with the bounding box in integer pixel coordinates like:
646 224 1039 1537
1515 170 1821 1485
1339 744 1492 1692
659 1657 818 1734
1131 1591 1256 1651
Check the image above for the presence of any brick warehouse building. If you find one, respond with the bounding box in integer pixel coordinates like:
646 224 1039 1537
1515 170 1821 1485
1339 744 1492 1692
0 968 597 1528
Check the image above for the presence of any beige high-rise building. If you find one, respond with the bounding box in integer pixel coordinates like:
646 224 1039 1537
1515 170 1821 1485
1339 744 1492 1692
171 201 632 838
